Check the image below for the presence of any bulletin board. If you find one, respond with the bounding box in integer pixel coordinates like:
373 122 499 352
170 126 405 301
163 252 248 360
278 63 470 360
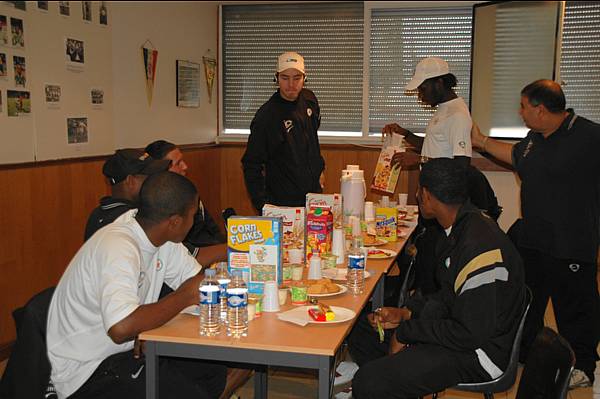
0 1 114 164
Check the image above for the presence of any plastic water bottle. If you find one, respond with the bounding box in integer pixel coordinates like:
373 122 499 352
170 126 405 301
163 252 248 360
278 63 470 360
215 262 231 324
347 237 365 295
227 270 248 338
199 269 220 336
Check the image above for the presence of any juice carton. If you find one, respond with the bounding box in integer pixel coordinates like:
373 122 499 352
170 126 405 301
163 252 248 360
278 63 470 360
306 207 333 261
262 204 305 264
375 207 398 242
306 193 343 229
227 216 283 295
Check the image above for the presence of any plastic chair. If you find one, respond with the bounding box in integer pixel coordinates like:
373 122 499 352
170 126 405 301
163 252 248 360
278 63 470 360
515 327 575 399
432 287 532 399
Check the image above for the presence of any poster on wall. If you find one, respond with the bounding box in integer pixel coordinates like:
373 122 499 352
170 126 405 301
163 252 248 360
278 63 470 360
10 17 24 48
91 87 103 108
82 1 91 22
65 37 84 71
176 60 200 108
99 1 108 25
0 53 7 78
45 84 61 108
37 1 48 11
142 45 158 106
7 89 30 117
13 55 25 86
0 15 7 45
59 1 70 17
67 117 88 144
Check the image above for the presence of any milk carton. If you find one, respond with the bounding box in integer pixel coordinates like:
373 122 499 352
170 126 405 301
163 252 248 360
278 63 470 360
306 193 342 229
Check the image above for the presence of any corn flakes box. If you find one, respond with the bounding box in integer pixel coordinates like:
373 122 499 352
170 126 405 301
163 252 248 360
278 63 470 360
227 216 283 295
262 205 305 264
375 207 397 242
306 193 342 228
371 146 404 195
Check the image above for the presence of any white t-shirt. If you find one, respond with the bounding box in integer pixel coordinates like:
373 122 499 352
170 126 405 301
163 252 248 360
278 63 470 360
47 210 201 398
421 97 472 159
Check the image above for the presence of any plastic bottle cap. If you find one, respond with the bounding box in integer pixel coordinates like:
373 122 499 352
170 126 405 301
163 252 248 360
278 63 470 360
314 208 322 216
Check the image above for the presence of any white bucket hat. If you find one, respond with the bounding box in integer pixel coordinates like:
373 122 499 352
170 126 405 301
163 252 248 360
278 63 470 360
277 52 305 74
404 57 450 90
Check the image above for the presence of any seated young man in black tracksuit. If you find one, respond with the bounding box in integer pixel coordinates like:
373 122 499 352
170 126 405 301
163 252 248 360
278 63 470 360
349 158 526 399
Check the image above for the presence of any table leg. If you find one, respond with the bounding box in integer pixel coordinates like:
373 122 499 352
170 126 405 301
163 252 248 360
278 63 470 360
145 341 158 399
318 356 333 399
254 365 268 399
372 274 385 310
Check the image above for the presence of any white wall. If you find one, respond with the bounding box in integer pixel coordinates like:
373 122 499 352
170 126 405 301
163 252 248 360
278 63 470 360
111 1 219 148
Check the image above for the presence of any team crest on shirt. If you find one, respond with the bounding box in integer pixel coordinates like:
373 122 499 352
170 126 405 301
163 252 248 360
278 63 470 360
307 108 312 117
156 259 163 271
138 271 146 288
522 139 534 158
283 120 293 133
458 141 466 148
444 257 451 268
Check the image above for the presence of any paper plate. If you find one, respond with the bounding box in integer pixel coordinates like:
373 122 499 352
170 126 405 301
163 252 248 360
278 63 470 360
281 305 356 324
322 268 372 281
367 248 397 260
363 238 387 246
306 284 348 297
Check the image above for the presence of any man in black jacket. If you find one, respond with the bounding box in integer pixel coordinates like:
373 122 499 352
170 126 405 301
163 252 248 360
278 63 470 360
350 158 526 399
242 51 325 213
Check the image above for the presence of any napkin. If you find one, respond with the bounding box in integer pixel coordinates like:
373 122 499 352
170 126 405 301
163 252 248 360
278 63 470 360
277 309 309 326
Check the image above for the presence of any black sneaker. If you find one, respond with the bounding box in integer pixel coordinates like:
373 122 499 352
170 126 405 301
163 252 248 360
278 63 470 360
45 381 58 399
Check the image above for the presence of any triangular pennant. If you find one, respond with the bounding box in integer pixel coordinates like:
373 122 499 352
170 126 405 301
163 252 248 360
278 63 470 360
142 47 158 106
202 56 216 104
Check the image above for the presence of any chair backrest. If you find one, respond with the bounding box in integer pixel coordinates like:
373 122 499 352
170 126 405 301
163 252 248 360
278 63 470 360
455 286 532 393
0 286 56 399
515 327 576 399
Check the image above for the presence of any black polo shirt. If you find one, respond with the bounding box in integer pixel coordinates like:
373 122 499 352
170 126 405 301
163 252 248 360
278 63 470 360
512 109 600 263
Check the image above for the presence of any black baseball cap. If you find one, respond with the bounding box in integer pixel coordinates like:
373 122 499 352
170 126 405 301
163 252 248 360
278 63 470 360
103 149 170 185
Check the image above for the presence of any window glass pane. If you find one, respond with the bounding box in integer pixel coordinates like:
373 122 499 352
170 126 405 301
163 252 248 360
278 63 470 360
561 2 600 122
369 8 472 134
222 2 364 134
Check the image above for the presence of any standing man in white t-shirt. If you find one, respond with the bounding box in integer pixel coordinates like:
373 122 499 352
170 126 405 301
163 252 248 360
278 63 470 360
384 57 472 168
46 172 227 399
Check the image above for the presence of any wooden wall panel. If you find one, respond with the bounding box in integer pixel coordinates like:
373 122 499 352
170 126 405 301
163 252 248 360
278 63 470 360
0 159 108 346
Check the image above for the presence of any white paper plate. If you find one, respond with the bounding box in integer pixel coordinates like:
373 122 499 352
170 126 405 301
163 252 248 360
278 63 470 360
282 305 356 324
367 248 397 260
322 268 371 281
307 284 348 297
363 238 387 246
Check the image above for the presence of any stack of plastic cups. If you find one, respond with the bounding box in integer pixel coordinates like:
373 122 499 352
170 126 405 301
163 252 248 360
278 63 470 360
332 228 345 265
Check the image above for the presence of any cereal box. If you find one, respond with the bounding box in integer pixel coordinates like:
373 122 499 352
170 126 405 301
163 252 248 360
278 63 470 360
262 204 305 264
306 207 333 260
227 216 283 295
306 193 342 228
371 146 404 195
375 207 398 242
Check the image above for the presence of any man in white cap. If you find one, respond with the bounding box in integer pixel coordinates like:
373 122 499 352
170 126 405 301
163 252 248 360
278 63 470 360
385 57 472 169
242 51 325 213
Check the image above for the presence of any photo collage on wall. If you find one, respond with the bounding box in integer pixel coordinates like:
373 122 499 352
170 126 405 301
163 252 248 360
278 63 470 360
0 0 110 145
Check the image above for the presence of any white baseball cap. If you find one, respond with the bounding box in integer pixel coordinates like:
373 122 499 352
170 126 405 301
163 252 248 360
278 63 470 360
404 57 450 91
277 52 305 74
